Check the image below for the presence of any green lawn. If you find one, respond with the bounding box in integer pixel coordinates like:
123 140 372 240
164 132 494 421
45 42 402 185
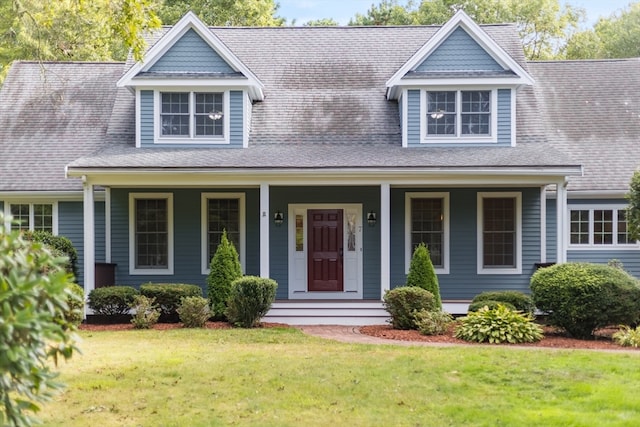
39 327 640 426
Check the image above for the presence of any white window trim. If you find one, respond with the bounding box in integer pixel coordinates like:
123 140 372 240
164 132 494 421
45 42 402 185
477 192 522 275
405 192 450 274
421 88 498 144
129 193 174 275
567 205 639 250
154 89 230 145
3 201 58 234
200 192 246 275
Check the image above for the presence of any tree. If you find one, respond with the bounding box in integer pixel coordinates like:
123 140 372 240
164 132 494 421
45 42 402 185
349 0 584 60
0 214 80 426
626 171 640 241
206 230 243 319
406 243 442 309
158 0 285 26
303 18 340 27
564 3 640 59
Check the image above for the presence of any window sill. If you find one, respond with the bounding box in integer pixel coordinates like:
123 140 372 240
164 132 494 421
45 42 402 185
130 268 174 275
477 267 522 275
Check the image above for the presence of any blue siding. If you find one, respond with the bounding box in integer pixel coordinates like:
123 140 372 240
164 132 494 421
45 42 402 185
149 29 234 74
497 89 511 146
546 198 557 262
58 201 106 287
140 90 154 146
229 90 244 146
391 188 543 299
269 186 381 300
416 27 503 72
109 189 260 293
406 90 421 146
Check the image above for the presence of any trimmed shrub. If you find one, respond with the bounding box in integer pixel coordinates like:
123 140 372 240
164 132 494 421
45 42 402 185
470 290 534 315
413 309 453 336
454 305 543 344
130 295 160 329
226 276 278 328
62 283 85 328
139 283 202 319
207 230 243 320
383 286 436 330
530 262 640 339
23 230 79 280
88 286 138 315
613 326 640 348
468 300 516 313
177 296 211 328
406 243 442 308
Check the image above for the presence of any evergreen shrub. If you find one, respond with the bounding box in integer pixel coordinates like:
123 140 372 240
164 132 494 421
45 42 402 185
226 276 277 328
177 296 211 328
530 262 640 339
406 243 441 308
139 283 202 318
88 286 138 315
130 295 160 329
470 290 534 314
413 309 453 335
23 230 79 279
207 230 242 319
383 286 436 330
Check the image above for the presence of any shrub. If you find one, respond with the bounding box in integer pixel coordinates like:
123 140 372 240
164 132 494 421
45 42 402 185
383 286 436 330
62 283 85 328
470 290 534 315
207 230 243 319
177 296 211 328
130 295 161 329
0 214 79 426
88 286 138 315
139 283 202 319
413 310 453 335
468 300 516 313
406 243 442 309
225 276 277 328
612 326 640 348
454 305 543 344
530 262 640 339
23 230 79 280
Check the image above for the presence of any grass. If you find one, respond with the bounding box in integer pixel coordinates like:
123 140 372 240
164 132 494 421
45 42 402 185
39 327 640 426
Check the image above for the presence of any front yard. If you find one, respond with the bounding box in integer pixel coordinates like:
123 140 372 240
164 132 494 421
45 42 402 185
40 327 640 426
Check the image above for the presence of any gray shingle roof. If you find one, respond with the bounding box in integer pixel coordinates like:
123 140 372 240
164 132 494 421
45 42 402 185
0 61 125 191
528 58 640 193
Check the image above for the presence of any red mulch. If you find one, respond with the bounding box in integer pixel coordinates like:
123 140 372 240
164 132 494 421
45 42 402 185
79 321 286 332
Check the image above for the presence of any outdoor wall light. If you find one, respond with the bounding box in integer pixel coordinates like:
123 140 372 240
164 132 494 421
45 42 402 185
367 211 377 227
208 110 223 120
274 211 284 226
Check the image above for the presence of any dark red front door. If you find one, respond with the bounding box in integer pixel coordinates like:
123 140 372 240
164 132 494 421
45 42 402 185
308 209 343 292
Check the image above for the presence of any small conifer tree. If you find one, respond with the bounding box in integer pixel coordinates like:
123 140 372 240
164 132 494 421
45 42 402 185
207 230 242 319
406 243 442 309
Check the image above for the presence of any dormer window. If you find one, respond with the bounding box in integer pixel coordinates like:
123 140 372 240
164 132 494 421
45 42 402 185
155 90 228 144
422 89 497 143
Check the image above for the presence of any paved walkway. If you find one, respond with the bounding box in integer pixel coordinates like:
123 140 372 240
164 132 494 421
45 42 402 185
296 325 455 347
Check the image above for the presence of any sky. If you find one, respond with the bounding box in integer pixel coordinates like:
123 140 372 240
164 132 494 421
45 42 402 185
277 0 635 26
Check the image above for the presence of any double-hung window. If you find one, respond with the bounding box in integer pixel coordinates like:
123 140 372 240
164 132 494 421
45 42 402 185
201 193 245 274
477 192 522 274
424 89 495 142
129 193 173 275
5 203 56 233
158 91 226 142
569 206 635 247
406 193 449 273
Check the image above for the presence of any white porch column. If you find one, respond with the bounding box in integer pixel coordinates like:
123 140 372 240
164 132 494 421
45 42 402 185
83 179 95 317
105 187 111 263
540 186 547 263
260 183 270 278
556 181 568 264
380 183 391 297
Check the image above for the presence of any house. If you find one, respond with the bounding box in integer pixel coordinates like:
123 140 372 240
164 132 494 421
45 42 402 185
1 11 638 324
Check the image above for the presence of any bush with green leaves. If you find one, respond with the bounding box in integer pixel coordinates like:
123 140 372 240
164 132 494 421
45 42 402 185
225 276 277 328
62 283 85 328
383 286 436 330
0 215 79 426
468 300 516 313
22 230 79 280
530 262 640 339
612 326 640 348
406 243 442 309
139 283 202 319
454 305 543 344
413 309 453 336
470 290 534 315
207 230 242 320
87 286 138 315
130 295 161 329
177 296 211 328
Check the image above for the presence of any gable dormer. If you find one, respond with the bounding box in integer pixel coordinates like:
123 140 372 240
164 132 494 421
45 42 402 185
117 12 263 148
387 11 533 148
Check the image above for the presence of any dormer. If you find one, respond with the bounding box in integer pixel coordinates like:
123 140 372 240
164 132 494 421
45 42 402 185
386 11 534 147
117 12 264 148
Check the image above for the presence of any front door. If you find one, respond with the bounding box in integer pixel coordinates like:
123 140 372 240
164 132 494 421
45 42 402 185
307 209 343 291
